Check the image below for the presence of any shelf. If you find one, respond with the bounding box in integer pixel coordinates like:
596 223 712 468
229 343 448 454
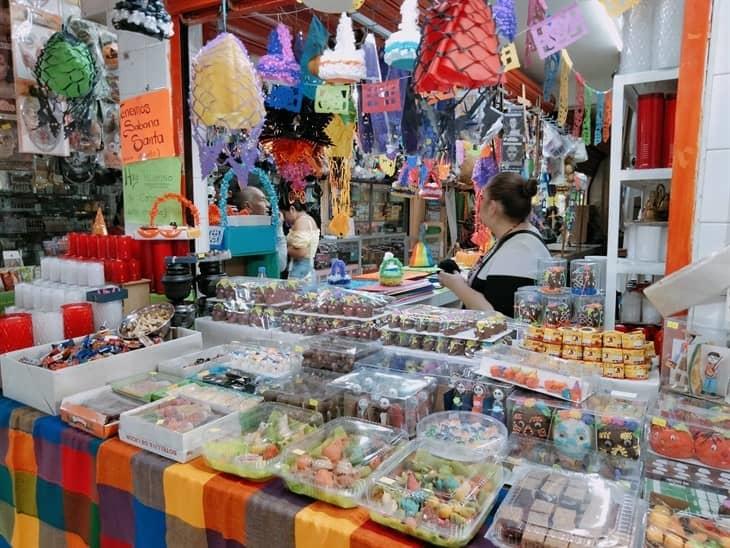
613 67 679 87
616 258 666 276
619 168 672 181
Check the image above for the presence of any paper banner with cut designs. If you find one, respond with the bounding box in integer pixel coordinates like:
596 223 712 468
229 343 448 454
582 86 593 144
314 84 351 114
603 91 612 142
594 91 605 145
266 84 303 113
524 0 547 64
361 80 402 113
529 2 589 60
500 43 521 72
543 52 560 102
572 73 585 138
558 50 571 126
325 115 355 158
600 0 641 17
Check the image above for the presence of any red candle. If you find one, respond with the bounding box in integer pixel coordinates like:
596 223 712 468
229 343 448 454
0 313 34 353
118 236 134 260
173 240 189 257
128 259 141 281
152 241 173 294
67 233 79 257
78 234 90 258
104 259 114 283
61 303 94 339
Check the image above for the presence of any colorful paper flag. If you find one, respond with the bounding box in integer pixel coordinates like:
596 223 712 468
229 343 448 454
543 52 560 102
572 73 585 138
530 2 589 60
361 80 402 113
594 91 605 145
524 0 547 64
557 51 571 126
603 91 612 143
582 86 593 144
500 42 521 72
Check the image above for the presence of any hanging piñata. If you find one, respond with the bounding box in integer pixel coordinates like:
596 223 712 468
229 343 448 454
190 33 266 182
257 24 300 87
300 16 329 100
384 0 421 71
303 0 363 14
414 0 501 94
326 113 355 236
112 0 173 40
318 13 366 83
34 29 98 137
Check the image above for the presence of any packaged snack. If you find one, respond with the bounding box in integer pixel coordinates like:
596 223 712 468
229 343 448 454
202 403 323 480
162 382 262 413
111 371 185 402
624 364 650 380
559 327 581 346
364 440 504 547
279 417 405 508
573 294 605 328
417 411 508 461
258 368 344 422
542 289 572 328
525 325 543 341
541 327 562 344
602 347 623 364
158 344 241 377
486 468 640 548
603 331 622 349
561 345 582 361
644 501 730 548
544 343 562 357
522 339 545 353
327 369 436 436
507 392 562 440
301 335 381 373
289 287 392 318
584 347 602 362
603 363 625 379
580 327 603 348
513 287 543 325
61 386 141 438
570 259 600 296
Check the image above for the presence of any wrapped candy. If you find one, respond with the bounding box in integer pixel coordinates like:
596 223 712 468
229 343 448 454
542 289 572 328
514 286 543 325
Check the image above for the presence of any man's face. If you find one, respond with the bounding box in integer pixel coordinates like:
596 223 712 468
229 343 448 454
246 188 270 215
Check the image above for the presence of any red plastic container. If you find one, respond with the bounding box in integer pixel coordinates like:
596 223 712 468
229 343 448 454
0 313 34 353
636 93 665 169
152 241 174 294
662 94 677 167
61 303 94 339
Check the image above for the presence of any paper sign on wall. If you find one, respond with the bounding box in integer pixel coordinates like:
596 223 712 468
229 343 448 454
120 89 175 164
123 157 183 233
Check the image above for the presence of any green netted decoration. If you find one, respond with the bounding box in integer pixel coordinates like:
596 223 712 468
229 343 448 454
34 30 98 137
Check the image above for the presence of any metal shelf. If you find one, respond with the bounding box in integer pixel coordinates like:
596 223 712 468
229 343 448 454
619 168 672 181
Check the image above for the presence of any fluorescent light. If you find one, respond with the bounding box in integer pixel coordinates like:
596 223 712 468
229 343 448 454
594 0 624 52
351 12 391 39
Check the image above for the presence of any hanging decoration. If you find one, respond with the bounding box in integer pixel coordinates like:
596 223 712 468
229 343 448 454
418 159 447 200
34 30 99 137
300 16 329 100
572 73 585 138
111 0 173 40
602 91 612 143
263 138 324 192
190 33 266 182
594 91 605 145
600 0 641 17
359 34 391 154
524 0 547 65
472 144 499 191
557 50 571 126
543 52 560 102
314 84 351 114
318 13 366 83
414 0 501 94
257 24 300 87
492 0 517 41
499 43 521 73
471 189 492 251
325 115 355 159
378 155 396 176
302 0 363 14
261 108 332 145
529 2 589 60
328 156 352 236
502 108 525 172
384 0 421 71
409 224 436 268
266 84 303 113
361 80 402 113
582 85 593 145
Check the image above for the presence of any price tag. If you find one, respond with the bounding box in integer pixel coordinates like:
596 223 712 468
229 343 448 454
652 417 667 427
667 321 680 330
292 449 305 456
308 399 319 408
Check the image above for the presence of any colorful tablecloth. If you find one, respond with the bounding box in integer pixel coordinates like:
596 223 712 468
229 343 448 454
0 396 500 548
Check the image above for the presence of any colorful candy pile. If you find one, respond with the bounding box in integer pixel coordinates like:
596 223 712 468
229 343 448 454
417 412 508 460
135 397 221 433
28 332 157 370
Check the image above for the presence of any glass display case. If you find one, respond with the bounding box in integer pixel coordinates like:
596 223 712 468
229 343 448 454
351 180 409 236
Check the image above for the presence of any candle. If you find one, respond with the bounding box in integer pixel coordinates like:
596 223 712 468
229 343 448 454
0 313 34 352
61 303 94 339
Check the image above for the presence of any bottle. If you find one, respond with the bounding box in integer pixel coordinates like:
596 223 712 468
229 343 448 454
257 266 267 279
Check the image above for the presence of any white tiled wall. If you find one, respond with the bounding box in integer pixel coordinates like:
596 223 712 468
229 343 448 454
690 0 730 331
118 30 172 99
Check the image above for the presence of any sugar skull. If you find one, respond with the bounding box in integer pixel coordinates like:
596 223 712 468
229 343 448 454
553 410 594 461
511 399 552 439
596 421 641 460
694 432 730 470
649 424 694 460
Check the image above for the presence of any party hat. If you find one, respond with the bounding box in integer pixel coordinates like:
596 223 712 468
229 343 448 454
91 207 108 236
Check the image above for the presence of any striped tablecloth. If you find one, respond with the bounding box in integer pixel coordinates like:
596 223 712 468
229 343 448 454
0 396 499 548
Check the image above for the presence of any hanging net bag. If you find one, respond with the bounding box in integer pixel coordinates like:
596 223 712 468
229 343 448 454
413 0 501 94
190 32 266 182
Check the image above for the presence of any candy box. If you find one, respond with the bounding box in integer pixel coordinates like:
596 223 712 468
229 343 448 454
624 364 649 380
647 391 730 471
111 371 185 402
301 335 381 373
603 331 622 349
1 328 202 415
328 369 436 437
602 347 623 364
486 468 640 548
279 417 405 508
363 440 504 547
157 344 243 377
603 363 625 379
417 411 508 462
202 403 323 480
119 395 231 463
644 500 730 548
161 382 262 414
60 385 142 438
621 331 646 350
257 368 344 422
581 328 603 348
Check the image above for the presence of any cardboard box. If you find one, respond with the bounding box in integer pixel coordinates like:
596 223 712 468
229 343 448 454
1 328 202 415
60 385 142 438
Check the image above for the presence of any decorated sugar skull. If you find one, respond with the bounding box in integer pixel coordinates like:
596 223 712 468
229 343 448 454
649 423 694 460
553 410 594 461
493 388 505 403
694 432 730 469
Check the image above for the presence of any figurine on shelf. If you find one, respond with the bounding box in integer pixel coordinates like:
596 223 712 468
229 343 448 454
443 380 472 411
472 384 486 413
356 395 370 420
491 387 506 424
327 258 351 286
379 252 405 286
703 351 724 396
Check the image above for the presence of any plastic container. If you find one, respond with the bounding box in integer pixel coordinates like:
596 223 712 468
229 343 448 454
198 340 302 379
289 286 392 318
279 417 405 508
327 369 436 436
573 293 605 328
111 371 186 402
192 366 265 394
157 344 242 377
570 259 600 296
257 368 344 422
542 289 572 328
417 411 508 461
537 258 567 293
486 468 639 547
647 391 730 471
364 440 505 547
644 500 730 547
0 312 34 353
202 403 323 480
61 303 94 338
513 286 543 325
161 382 262 413
636 93 665 169
301 335 381 373
60 385 141 438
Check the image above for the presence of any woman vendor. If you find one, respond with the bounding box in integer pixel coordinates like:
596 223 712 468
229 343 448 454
439 172 550 316
283 201 320 279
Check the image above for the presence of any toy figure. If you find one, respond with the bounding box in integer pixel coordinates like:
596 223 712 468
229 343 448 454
552 410 594 470
703 351 723 395
356 396 370 420
450 382 472 411
491 388 505 424
472 384 486 414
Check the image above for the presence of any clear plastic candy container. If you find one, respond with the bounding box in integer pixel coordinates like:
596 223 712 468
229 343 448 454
364 440 504 547
257 368 344 422
202 403 323 480
487 468 639 548
327 369 436 437
302 335 381 373
537 258 567 293
417 411 507 461
279 417 405 508
164 382 262 413
111 371 185 402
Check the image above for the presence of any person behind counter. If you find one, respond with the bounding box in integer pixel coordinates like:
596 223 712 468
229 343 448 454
438 172 550 316
239 186 288 276
283 201 320 279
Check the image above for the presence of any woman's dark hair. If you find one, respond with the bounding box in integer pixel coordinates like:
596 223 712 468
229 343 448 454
486 172 538 222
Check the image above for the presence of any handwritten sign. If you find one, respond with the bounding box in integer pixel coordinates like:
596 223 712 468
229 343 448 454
120 89 175 164
123 157 183 230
